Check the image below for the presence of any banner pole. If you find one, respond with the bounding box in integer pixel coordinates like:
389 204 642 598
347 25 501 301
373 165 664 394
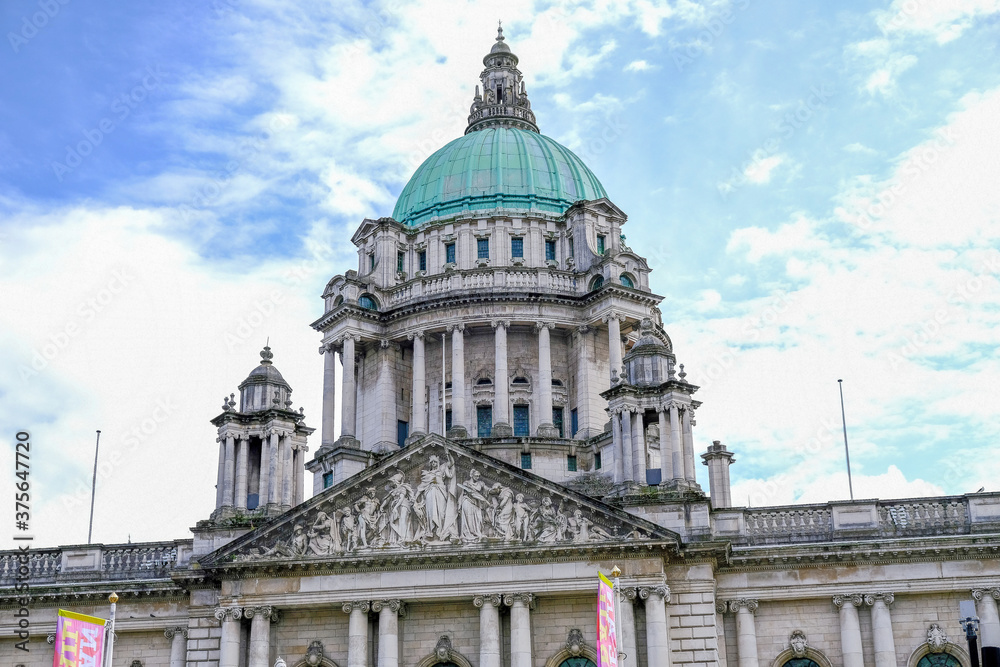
105 593 118 667
611 565 623 663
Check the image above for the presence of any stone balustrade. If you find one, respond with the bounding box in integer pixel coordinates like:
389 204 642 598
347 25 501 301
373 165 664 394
385 268 582 307
0 539 192 585
711 493 1000 545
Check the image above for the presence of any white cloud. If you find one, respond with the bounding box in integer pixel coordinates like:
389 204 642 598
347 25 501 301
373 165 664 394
863 53 918 96
875 0 1000 44
741 153 785 184
624 59 652 72
844 142 877 155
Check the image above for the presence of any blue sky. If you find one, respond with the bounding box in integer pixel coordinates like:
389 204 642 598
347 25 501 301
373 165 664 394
2 0 999 547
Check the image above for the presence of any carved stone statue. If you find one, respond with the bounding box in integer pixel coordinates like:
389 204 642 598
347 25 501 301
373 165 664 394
489 482 515 540
458 469 491 542
355 487 383 548
536 496 567 542
381 472 415 545
512 493 533 541
415 453 458 541
308 511 340 555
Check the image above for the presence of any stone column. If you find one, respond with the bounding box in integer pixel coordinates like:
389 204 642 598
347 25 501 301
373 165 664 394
536 323 554 434
215 439 225 509
833 594 864 667
214 607 242 667
657 408 672 483
343 601 371 667
373 600 403 667
235 435 248 510
728 599 759 667
342 336 357 438
866 593 896 667
574 325 591 437
492 320 511 433
682 406 696 481
450 324 467 435
474 594 503 667
605 313 622 386
715 602 730 667
620 409 634 483
410 332 426 436
640 586 671 667
620 588 638 667
631 410 645 483
281 433 293 507
259 433 271 506
246 606 275 667
267 430 280 507
292 446 304 505
321 343 337 446
611 410 624 483
506 593 533 667
974 588 1000 648
164 628 187 667
668 403 683 482
222 434 236 507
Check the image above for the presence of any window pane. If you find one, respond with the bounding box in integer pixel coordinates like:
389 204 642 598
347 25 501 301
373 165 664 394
545 240 556 261
477 238 489 259
397 253 404 273
513 405 530 436
397 420 408 448
594 452 602 469
567 455 577 471
571 408 578 436
445 410 453 432
446 243 456 264
511 237 524 258
553 407 564 437
521 452 532 469
597 235 606 254
477 406 492 438
419 251 427 271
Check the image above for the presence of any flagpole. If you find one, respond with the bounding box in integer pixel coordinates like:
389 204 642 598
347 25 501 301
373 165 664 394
611 565 624 663
105 592 118 667
88 430 101 544
838 379 854 501
442 332 447 436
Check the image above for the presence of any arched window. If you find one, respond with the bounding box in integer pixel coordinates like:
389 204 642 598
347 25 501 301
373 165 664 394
512 377 529 385
619 274 635 288
917 656 962 667
358 294 378 310
551 379 563 386
782 660 821 667
589 276 604 291
558 659 596 667
476 378 493 385
333 295 344 307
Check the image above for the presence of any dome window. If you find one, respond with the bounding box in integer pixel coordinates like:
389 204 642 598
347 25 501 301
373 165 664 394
620 274 635 288
590 276 604 291
358 294 379 310
512 376 529 385
477 378 493 385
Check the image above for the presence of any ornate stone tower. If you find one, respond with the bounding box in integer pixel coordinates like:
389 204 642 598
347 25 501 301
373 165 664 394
210 345 313 519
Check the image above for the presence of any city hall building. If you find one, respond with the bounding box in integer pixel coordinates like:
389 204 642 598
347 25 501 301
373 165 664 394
4 29 1000 667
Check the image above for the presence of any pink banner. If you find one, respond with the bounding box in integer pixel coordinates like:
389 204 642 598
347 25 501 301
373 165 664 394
597 572 617 667
53 609 106 667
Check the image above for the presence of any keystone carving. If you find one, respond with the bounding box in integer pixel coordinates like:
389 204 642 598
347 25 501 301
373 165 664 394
305 640 325 667
789 630 808 658
566 628 586 657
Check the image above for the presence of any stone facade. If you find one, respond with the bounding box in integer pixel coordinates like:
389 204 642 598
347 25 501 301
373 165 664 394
3 29 1000 667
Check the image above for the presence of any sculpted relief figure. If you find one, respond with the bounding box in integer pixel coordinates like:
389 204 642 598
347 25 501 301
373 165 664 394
416 453 459 541
251 450 634 559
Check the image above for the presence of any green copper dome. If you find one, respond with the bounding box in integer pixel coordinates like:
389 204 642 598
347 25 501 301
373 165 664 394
392 127 608 227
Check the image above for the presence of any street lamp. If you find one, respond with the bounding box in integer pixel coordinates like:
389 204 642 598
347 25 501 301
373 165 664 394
961 600 981 667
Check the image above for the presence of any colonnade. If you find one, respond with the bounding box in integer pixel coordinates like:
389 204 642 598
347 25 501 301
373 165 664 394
214 587 671 667
215 429 305 512
721 593 900 667
321 314 631 443
611 402 696 486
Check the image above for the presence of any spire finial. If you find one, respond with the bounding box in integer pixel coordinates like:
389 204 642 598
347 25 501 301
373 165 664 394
497 20 504 42
260 342 274 365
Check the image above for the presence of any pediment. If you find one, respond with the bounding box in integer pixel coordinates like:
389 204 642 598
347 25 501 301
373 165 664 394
200 435 680 571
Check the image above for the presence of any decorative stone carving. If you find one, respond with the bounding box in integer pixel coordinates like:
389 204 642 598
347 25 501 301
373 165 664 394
244 606 280 622
504 592 536 608
638 585 670 603
832 594 864 608
926 623 948 653
434 635 454 662
715 601 728 614
46 634 55 645
164 627 187 640
275 659 287 667
214 606 243 622
231 444 650 561
304 640 324 667
864 592 894 606
789 630 808 658
474 593 503 608
371 599 404 614
342 600 371 614
565 629 586 657
727 598 758 613
130 660 143 667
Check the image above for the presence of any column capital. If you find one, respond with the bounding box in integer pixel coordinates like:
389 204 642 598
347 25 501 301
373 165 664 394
622 587 638 602
638 585 670 603
371 599 405 615
971 587 1000 601
503 592 535 608
474 593 503 608
602 311 622 324
214 606 243 622
407 331 425 341
833 593 864 608
320 342 338 354
715 601 728 614
727 598 759 613
447 323 466 334
342 600 371 614
339 333 362 344
576 325 591 335
534 322 555 331
244 605 280 622
491 319 511 330
164 627 188 640
864 592 895 606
